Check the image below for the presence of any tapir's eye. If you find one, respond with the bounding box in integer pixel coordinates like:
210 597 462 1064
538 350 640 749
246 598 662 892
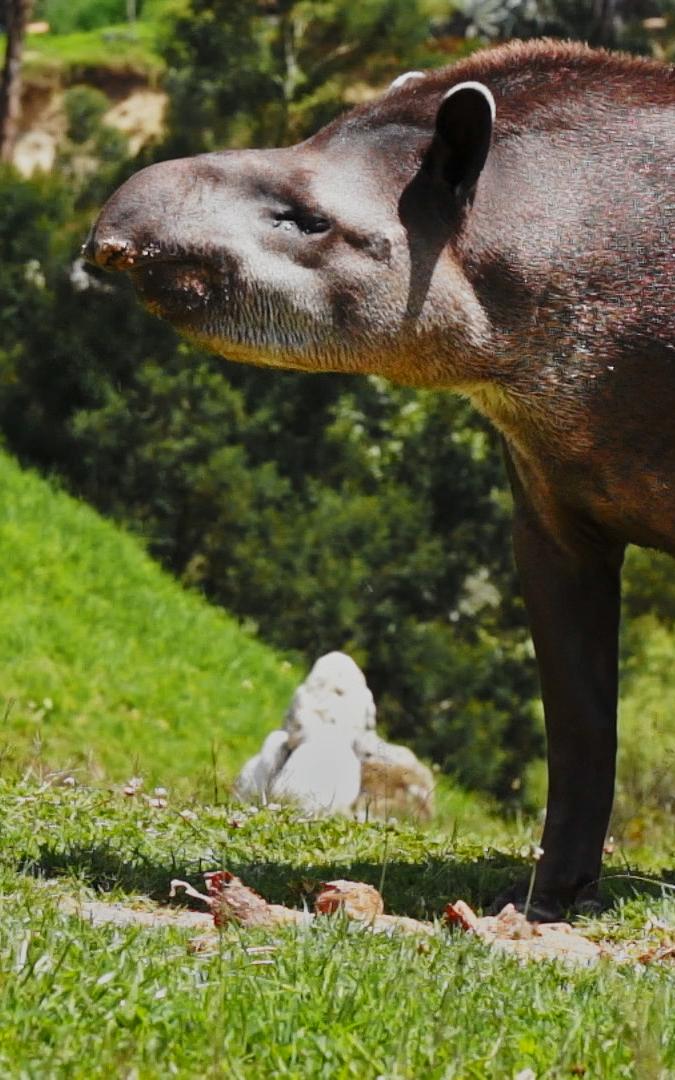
272 210 331 236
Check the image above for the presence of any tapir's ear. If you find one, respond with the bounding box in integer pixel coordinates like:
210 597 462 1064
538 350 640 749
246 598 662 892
388 70 425 92
426 81 495 199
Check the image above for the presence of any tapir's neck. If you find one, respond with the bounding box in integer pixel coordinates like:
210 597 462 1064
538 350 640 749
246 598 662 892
441 138 614 452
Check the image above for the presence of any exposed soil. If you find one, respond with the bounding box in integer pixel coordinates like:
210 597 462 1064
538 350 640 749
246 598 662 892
13 74 167 175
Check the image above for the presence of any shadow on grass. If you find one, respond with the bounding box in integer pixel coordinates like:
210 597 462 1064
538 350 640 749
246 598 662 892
23 843 675 919
26 841 518 917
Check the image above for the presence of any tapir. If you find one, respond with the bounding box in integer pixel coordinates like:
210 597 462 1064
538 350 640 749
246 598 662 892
85 39 675 920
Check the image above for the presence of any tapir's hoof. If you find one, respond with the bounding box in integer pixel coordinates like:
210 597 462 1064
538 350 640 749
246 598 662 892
570 886 603 920
490 888 564 923
490 881 602 923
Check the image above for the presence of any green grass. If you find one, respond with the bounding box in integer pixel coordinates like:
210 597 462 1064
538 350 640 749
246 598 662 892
0 448 673 1076
0 450 300 795
0 782 672 1079
20 22 165 83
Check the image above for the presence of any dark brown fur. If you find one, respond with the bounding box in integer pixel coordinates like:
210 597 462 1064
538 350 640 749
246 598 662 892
323 41 673 181
85 40 674 919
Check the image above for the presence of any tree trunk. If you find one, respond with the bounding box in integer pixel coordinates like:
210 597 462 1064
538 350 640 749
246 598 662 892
0 0 33 163
591 0 617 46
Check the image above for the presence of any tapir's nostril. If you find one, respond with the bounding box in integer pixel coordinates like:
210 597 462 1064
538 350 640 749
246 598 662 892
81 231 139 271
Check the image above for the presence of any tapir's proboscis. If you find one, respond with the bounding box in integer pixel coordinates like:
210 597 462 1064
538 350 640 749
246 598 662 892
85 40 674 921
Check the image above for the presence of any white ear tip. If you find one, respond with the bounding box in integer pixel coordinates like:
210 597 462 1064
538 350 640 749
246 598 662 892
388 70 425 92
442 80 496 121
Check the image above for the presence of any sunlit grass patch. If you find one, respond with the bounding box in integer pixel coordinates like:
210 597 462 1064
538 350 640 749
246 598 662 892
0 782 672 1079
20 22 165 83
0 451 298 795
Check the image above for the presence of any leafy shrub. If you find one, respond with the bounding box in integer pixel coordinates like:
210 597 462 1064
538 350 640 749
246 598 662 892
616 614 675 826
35 0 130 35
63 86 109 145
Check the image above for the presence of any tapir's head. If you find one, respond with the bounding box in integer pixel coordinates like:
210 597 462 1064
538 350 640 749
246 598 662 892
85 76 496 384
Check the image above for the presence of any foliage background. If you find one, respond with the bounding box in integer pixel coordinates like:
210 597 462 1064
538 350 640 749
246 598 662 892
0 0 673 822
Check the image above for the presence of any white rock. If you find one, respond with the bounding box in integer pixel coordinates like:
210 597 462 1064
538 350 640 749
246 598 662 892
354 732 435 820
269 732 361 815
232 652 432 820
233 730 290 801
354 731 415 766
284 651 376 748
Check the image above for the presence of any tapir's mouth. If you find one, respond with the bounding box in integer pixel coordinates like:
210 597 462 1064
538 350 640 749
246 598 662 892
129 259 220 321
81 230 225 323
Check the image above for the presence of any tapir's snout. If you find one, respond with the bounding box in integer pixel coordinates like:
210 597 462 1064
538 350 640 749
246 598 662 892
83 142 386 364
81 231 139 270
83 156 204 272
83 151 261 274
81 150 278 331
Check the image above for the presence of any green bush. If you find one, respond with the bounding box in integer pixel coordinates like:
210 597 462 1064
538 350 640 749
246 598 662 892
616 614 675 827
35 0 130 34
63 85 109 144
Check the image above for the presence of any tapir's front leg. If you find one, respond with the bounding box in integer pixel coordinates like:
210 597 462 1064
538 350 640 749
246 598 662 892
507 473 624 920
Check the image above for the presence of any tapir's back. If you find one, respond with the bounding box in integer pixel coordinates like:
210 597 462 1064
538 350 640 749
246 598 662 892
337 41 674 314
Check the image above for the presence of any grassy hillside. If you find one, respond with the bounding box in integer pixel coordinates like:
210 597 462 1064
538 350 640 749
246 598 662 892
0 449 300 794
22 22 164 83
